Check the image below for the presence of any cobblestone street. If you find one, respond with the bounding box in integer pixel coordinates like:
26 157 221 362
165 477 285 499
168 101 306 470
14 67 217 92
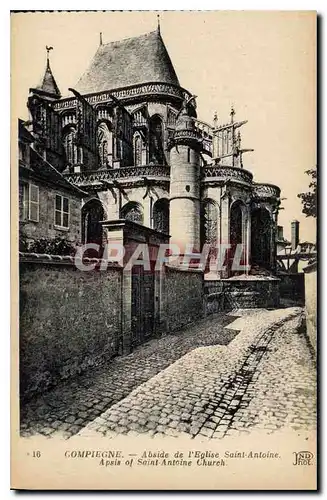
79 307 316 440
20 313 238 438
21 306 316 440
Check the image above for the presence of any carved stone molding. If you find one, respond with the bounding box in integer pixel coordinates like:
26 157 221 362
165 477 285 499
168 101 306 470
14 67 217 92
64 165 170 192
54 83 193 112
202 165 253 186
253 183 281 199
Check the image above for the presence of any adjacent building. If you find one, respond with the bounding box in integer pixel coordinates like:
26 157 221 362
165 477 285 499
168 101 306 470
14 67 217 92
19 120 85 247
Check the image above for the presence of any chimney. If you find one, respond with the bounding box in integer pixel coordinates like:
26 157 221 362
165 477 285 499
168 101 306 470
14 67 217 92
291 220 300 250
277 226 284 240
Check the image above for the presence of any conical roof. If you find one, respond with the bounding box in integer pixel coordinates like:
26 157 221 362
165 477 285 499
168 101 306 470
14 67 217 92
36 59 61 98
75 29 180 95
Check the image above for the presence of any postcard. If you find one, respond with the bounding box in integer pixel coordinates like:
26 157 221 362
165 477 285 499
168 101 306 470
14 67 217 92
11 10 317 490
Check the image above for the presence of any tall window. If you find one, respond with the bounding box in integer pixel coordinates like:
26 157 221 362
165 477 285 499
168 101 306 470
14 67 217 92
230 202 243 246
251 207 272 269
19 183 39 222
121 202 144 225
63 127 78 165
101 140 108 166
133 133 142 166
153 199 169 234
82 199 104 245
97 122 113 168
55 194 69 228
202 199 218 245
149 115 164 164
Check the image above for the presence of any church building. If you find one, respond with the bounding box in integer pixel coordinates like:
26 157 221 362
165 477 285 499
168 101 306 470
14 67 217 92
20 24 281 279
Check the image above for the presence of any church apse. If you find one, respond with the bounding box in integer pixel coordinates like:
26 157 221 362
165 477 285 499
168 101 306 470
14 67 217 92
26 31 281 280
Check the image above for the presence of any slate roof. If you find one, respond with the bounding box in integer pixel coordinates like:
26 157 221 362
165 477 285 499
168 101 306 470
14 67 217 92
20 146 85 197
75 29 180 95
36 59 61 98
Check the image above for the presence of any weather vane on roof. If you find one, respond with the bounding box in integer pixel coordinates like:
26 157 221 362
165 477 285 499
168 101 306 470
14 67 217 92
157 13 160 33
46 45 53 62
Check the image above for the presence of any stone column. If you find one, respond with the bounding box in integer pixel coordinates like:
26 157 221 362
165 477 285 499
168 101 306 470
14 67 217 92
220 193 230 278
143 196 152 229
270 221 277 273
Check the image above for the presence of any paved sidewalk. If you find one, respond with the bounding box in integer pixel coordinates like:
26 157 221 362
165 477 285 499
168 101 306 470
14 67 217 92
21 313 238 438
79 307 316 439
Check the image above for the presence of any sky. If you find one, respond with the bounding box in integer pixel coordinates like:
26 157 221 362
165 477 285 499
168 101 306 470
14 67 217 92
11 11 317 242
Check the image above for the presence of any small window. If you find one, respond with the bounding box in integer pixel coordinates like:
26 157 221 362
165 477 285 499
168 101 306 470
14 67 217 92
187 147 191 163
19 183 39 222
55 194 69 228
29 184 39 222
19 183 29 221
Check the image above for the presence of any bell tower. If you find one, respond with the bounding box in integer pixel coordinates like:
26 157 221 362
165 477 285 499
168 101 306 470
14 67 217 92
168 101 202 257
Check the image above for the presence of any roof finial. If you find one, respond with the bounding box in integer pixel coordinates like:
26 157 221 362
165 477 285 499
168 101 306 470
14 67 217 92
157 13 161 34
213 111 218 128
100 32 103 46
46 45 53 66
230 104 235 123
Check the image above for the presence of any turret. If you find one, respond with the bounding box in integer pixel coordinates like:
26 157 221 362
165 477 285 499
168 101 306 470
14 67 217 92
27 47 63 168
32 46 61 100
168 100 202 255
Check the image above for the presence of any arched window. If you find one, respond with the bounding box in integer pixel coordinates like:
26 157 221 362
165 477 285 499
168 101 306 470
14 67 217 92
63 126 78 165
153 199 169 234
81 199 105 251
149 115 165 164
201 199 218 246
97 122 113 168
230 201 243 246
121 201 144 225
251 207 272 269
133 133 142 166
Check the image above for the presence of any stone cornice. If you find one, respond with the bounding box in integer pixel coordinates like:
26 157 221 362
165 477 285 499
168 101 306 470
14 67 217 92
53 82 194 112
64 165 170 190
252 183 281 199
202 165 253 186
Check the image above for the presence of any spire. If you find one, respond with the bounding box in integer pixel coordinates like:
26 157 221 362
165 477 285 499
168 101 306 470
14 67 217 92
99 32 103 46
36 46 61 98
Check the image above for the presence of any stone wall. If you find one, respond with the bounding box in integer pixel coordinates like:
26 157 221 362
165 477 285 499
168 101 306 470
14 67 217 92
19 256 122 401
165 266 204 331
303 261 317 355
204 277 280 313
278 273 305 304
